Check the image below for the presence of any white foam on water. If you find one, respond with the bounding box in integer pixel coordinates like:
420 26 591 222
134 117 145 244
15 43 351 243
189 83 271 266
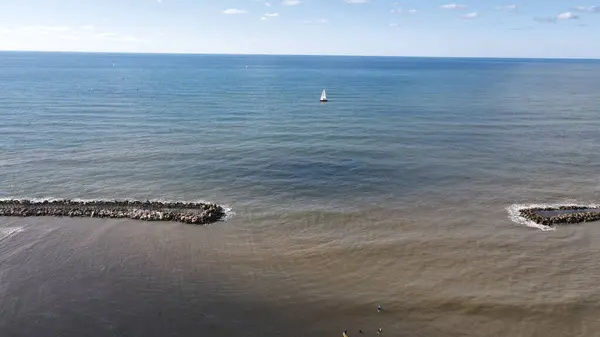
222 205 236 221
180 199 235 221
507 202 600 232
147 198 236 221
0 227 24 242
0 196 64 203
0 196 224 206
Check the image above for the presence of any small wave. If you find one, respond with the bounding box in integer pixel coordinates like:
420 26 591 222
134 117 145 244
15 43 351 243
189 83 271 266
0 196 208 203
0 227 24 242
507 202 600 231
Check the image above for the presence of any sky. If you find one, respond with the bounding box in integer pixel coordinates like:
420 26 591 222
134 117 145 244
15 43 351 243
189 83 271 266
0 0 598 58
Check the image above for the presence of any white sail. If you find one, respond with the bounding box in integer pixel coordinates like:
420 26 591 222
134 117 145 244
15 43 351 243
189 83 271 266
320 89 327 101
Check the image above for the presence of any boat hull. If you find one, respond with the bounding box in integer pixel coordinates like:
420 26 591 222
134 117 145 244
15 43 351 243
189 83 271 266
320 99 328 102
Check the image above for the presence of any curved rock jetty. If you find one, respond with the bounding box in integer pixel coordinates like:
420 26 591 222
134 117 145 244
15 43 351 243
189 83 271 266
0 199 226 225
519 205 600 226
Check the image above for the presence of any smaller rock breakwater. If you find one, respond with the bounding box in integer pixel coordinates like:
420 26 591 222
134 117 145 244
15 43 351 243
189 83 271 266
0 199 226 225
519 205 600 226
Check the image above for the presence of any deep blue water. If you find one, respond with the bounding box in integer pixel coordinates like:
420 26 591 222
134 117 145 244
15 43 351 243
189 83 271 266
1 52 600 212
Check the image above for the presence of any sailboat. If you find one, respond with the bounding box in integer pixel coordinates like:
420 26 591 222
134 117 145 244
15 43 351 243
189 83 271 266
320 89 328 103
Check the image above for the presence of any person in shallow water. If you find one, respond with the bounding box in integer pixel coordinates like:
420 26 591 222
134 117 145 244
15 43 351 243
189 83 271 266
343 330 349 337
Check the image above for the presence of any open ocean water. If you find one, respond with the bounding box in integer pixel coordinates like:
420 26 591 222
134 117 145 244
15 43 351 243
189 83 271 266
1 52 600 336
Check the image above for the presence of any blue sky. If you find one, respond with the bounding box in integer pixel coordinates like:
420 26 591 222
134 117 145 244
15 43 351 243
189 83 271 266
0 0 598 58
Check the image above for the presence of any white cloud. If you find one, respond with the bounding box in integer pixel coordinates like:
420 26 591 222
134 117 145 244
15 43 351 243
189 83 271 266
23 26 71 32
556 12 579 20
112 35 139 42
223 8 247 14
389 23 399 27
59 35 80 41
391 8 417 14
302 18 327 23
283 0 301 6
94 32 119 38
261 16 267 20
0 25 105 40
346 0 368 3
535 11 581 24
8 26 74 38
496 4 518 11
93 32 139 42
573 6 599 13
441 4 467 10
463 12 478 18
264 12 279 17
265 2 271 6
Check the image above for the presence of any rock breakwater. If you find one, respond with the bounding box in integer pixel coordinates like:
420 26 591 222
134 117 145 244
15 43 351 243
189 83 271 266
519 205 600 226
0 199 226 225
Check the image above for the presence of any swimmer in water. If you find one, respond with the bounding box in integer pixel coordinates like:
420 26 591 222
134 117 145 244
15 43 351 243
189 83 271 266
343 330 349 337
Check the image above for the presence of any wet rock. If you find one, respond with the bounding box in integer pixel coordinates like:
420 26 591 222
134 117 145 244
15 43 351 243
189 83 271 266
0 199 226 225
519 206 600 226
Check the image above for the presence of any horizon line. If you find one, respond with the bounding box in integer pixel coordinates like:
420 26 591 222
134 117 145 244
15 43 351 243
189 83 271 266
0 49 599 61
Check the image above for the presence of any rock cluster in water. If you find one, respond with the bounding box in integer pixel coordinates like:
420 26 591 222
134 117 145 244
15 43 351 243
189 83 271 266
0 199 225 225
519 205 600 226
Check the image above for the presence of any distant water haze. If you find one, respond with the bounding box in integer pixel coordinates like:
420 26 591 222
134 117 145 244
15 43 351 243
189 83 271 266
1 52 600 336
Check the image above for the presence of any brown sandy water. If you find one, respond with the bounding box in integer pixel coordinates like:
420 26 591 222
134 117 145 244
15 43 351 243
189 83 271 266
2 192 600 337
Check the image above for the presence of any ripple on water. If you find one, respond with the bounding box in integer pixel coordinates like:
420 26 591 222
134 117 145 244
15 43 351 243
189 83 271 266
0 227 24 242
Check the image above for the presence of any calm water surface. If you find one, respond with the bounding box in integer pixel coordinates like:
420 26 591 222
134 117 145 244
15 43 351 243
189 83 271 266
1 52 600 336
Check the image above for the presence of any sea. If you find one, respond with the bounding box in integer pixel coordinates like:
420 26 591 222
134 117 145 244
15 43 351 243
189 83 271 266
1 52 600 336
